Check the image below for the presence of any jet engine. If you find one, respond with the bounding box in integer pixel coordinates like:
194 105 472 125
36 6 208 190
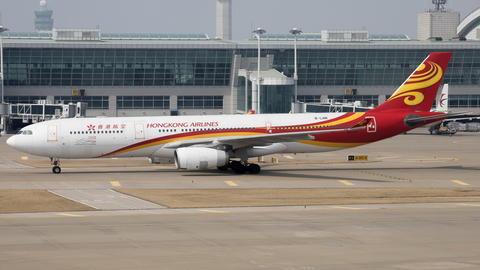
174 148 229 170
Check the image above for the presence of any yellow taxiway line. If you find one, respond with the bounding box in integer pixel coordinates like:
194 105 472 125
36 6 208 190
339 180 354 186
225 181 238 187
451 180 469 186
57 213 85 217
110 181 121 187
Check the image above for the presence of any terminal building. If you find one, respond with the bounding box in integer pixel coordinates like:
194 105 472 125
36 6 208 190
1 2 480 132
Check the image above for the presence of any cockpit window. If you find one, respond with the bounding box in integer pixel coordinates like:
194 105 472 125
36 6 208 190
17 130 33 135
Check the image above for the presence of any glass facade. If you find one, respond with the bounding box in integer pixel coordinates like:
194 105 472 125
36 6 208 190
54 96 109 110
236 77 252 112
236 79 293 113
117 96 170 110
5 47 479 89
236 49 480 87
3 44 480 113
3 49 232 87
259 85 294 114
177 96 223 109
450 95 480 107
5 96 47 104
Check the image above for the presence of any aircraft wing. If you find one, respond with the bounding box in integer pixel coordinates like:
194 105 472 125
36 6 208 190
164 118 370 149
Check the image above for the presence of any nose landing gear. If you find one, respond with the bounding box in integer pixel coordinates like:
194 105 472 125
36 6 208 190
51 158 61 174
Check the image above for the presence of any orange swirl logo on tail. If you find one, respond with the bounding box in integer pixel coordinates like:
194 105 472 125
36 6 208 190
388 61 443 106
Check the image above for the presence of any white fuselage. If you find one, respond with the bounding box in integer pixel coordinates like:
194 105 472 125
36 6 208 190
8 113 353 160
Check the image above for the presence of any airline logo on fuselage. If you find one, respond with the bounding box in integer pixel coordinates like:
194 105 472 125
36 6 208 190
86 124 126 130
146 122 219 129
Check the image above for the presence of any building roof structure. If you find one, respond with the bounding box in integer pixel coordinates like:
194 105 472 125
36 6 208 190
457 6 480 40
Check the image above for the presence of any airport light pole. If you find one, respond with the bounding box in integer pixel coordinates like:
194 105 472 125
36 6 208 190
0 25 8 104
253 28 266 114
289 28 302 104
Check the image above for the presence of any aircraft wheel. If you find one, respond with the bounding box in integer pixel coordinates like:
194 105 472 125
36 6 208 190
52 166 61 174
248 164 261 174
233 163 246 174
229 160 240 170
217 165 229 171
432 129 438 135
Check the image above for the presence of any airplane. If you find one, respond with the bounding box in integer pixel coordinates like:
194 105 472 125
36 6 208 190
424 84 453 134
428 83 480 134
432 84 449 113
7 52 453 175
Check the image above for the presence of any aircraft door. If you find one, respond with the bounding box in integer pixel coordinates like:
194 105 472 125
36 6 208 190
134 123 145 139
265 122 273 134
47 125 58 141
366 116 377 133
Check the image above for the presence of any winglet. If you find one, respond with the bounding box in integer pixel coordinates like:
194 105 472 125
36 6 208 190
247 110 256 115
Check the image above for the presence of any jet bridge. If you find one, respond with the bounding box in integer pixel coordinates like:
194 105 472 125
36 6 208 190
2 100 87 133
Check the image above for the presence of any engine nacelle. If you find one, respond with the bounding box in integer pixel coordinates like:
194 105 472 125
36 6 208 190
174 148 229 170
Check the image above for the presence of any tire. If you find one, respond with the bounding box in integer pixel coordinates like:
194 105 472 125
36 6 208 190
229 161 240 170
248 164 261 174
233 163 246 174
217 165 229 171
52 166 61 174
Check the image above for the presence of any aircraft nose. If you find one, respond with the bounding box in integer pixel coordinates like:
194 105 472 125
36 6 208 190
6 136 16 148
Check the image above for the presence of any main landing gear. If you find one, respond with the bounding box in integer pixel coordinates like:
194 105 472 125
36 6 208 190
217 160 261 174
51 158 61 174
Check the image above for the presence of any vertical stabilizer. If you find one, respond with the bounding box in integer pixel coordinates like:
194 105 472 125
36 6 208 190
433 84 449 113
372 52 452 112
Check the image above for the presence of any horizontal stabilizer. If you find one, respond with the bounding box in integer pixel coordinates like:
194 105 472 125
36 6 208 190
404 112 468 126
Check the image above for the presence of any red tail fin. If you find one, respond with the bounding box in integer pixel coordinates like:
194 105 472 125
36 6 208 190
372 52 452 112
